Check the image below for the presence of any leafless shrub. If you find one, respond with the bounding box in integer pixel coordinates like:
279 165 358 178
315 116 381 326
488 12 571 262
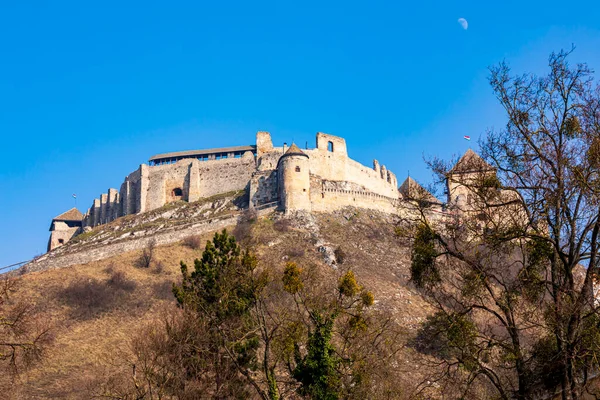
106 271 136 292
334 246 346 264
152 261 165 275
60 278 117 319
96 310 213 400
273 218 292 232
286 247 305 258
0 277 52 379
103 263 116 275
153 281 174 300
59 273 135 319
182 235 203 250
232 208 257 242
134 240 156 269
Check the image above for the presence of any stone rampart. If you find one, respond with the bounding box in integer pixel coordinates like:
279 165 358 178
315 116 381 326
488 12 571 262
57 130 413 251
31 214 240 273
83 151 256 227
249 170 279 208
194 153 255 202
303 150 398 199
310 180 399 214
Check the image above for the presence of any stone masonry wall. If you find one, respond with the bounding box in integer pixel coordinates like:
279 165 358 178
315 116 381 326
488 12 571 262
83 152 256 227
249 170 279 209
34 192 278 272
48 222 81 252
194 152 255 203
144 161 191 211
309 178 399 214
76 131 400 239
303 149 398 199
34 215 240 273
142 153 255 212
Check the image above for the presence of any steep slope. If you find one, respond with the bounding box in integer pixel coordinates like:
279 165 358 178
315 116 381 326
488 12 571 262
5 207 435 399
25 191 252 273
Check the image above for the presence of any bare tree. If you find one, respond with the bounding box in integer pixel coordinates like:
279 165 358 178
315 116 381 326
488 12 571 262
408 49 600 400
135 240 156 269
0 276 51 381
104 232 405 399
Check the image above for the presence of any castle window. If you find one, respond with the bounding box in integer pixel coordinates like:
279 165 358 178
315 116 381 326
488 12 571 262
58 239 64 244
328 141 334 152
172 188 183 197
295 166 301 172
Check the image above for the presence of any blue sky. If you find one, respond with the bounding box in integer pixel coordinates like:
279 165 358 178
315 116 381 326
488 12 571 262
1 1 599 268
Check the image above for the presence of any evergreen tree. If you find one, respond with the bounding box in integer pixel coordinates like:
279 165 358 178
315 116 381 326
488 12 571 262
173 229 268 399
293 311 340 400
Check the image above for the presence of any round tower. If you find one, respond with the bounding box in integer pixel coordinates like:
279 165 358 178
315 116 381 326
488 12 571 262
278 143 310 213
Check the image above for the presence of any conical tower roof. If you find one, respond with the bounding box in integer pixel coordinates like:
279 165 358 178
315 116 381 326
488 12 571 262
284 143 307 156
399 177 441 204
277 142 309 168
449 149 495 175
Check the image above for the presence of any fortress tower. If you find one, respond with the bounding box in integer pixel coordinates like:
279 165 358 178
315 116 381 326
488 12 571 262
48 208 83 251
446 149 496 209
47 130 408 251
278 143 311 213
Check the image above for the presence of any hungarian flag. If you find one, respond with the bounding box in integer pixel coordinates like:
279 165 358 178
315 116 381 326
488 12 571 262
463 135 471 141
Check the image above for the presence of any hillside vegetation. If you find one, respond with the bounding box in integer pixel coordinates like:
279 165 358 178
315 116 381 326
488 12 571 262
4 208 435 399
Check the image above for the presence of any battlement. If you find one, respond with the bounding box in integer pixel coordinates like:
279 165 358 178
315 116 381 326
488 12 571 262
48 129 443 250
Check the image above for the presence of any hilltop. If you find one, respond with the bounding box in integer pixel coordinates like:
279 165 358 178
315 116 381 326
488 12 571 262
6 195 436 399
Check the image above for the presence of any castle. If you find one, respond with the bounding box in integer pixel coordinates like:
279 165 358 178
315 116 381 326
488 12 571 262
48 131 493 251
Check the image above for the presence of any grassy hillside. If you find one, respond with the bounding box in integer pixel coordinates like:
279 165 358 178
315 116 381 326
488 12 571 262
4 208 435 399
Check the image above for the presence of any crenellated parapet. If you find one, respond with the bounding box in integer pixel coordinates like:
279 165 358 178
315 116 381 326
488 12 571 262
49 129 440 251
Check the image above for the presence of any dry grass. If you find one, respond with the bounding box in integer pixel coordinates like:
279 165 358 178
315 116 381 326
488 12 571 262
4 209 436 398
182 234 204 250
133 239 156 269
2 230 215 399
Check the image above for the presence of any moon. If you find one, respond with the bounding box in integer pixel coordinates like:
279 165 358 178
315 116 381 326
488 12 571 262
458 18 468 30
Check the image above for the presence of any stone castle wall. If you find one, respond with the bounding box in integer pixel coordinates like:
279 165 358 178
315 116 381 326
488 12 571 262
249 170 279 208
58 130 411 250
304 151 398 198
245 133 401 214
309 178 399 214
83 151 255 227
48 221 81 252
48 129 525 261
82 131 401 226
